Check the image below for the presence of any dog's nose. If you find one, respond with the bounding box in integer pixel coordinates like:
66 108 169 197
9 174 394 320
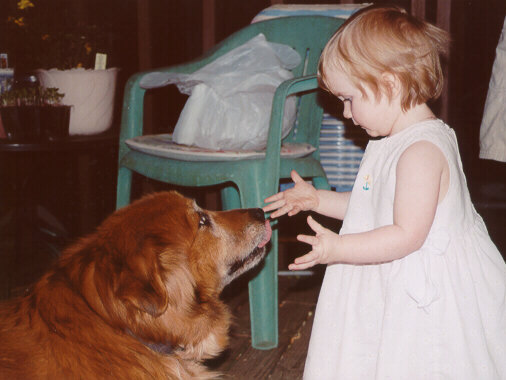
249 208 265 221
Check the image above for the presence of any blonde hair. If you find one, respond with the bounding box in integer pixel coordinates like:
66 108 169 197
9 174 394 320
318 5 450 111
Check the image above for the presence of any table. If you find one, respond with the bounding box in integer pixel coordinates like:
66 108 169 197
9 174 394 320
0 131 117 152
0 131 118 297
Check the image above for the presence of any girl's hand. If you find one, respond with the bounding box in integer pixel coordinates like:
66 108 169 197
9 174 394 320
263 170 319 219
289 216 339 270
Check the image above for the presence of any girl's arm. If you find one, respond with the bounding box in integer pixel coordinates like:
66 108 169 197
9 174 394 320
314 189 351 220
263 170 351 220
290 141 449 269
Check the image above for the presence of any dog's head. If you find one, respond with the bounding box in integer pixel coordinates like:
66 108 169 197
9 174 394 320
66 191 270 353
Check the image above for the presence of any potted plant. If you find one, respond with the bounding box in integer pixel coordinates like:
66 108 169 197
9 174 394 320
0 84 71 140
1 0 119 136
36 65 118 136
39 87 71 139
0 85 42 140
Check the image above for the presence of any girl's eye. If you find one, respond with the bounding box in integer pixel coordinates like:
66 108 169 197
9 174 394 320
198 212 211 228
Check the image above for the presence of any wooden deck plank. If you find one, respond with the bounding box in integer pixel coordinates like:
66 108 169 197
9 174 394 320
220 303 308 378
269 304 315 379
211 272 323 379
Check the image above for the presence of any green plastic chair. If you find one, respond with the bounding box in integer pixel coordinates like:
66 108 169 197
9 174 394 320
116 15 344 350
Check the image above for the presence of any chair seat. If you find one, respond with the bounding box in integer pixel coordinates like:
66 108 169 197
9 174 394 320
125 134 316 161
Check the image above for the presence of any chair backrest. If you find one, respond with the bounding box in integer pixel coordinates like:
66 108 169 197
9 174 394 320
188 16 343 74
248 16 344 149
179 16 344 149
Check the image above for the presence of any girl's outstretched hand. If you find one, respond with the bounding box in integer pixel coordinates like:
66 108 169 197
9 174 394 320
263 170 319 219
289 215 339 270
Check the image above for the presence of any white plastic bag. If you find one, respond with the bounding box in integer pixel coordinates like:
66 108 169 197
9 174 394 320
140 34 301 150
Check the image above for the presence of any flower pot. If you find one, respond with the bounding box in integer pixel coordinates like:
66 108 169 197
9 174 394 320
40 105 71 140
36 68 118 135
0 106 42 140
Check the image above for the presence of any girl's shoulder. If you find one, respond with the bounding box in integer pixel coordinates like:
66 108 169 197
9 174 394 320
403 118 451 138
389 119 456 153
410 118 452 137
395 121 464 181
364 119 459 168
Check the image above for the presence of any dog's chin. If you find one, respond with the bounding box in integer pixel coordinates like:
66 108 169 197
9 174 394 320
223 245 267 286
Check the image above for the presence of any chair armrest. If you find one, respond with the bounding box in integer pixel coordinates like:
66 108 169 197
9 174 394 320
265 75 320 162
278 75 319 97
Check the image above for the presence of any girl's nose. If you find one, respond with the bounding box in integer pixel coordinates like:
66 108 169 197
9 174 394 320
342 102 352 119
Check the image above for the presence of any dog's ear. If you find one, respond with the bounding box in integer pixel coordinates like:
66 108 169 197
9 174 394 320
117 247 169 318
114 230 196 319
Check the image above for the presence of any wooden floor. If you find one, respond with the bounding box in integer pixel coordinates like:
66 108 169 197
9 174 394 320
209 270 324 379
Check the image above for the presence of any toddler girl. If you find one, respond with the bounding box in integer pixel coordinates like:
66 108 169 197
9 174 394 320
264 6 506 379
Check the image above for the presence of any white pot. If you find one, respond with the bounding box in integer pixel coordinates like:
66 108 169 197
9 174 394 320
36 68 119 135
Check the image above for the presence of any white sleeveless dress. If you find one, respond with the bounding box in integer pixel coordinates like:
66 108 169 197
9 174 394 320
304 120 506 379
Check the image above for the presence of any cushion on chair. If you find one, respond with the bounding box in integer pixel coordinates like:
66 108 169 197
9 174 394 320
125 134 316 162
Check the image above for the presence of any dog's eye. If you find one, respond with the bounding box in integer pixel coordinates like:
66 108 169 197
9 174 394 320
198 212 211 228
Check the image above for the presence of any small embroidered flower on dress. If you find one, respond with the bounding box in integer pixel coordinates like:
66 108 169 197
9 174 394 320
362 175 372 190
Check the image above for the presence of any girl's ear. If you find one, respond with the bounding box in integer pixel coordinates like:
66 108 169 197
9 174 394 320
381 72 402 100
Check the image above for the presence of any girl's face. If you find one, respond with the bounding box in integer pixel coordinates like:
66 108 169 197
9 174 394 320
324 67 402 137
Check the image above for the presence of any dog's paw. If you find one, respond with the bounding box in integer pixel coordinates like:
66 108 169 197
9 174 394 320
177 331 228 361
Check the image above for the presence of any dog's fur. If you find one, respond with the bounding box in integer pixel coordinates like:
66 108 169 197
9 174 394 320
0 191 270 379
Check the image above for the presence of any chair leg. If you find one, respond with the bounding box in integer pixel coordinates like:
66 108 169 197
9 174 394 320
116 166 133 209
248 227 278 349
220 185 241 210
222 183 278 350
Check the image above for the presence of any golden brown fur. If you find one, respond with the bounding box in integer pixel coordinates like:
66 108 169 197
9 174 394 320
0 191 270 379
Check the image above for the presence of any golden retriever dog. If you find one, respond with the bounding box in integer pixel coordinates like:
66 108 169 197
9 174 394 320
0 191 271 379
